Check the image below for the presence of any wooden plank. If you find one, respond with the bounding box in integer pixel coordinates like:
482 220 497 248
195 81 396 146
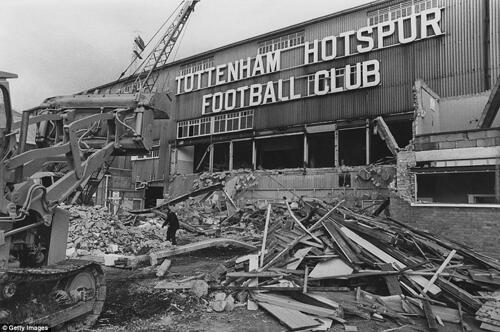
422 299 439 331
307 201 345 232
340 220 395 245
254 293 341 318
422 250 456 294
304 292 340 309
340 226 440 295
309 258 353 279
149 238 257 265
480 322 500 332
257 302 320 331
287 247 312 270
469 269 500 286
210 285 350 292
286 201 323 244
260 204 272 267
261 234 307 271
430 305 460 323
226 271 284 278
155 258 172 277
322 222 359 264
380 263 403 295
435 277 482 311
374 116 400 155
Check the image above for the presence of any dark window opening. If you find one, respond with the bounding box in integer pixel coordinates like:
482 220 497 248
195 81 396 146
213 143 230 172
370 132 393 163
339 128 365 166
233 141 253 170
194 143 210 173
388 119 412 148
257 135 303 170
417 171 499 204
145 186 163 209
339 173 351 187
308 133 334 168
371 118 412 163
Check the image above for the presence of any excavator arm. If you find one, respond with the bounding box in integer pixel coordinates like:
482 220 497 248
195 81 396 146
0 89 170 329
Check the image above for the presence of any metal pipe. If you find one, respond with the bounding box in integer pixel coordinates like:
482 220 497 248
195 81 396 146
4 221 44 238
17 111 30 154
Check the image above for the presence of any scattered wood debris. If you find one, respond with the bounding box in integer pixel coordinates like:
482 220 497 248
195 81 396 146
155 198 500 331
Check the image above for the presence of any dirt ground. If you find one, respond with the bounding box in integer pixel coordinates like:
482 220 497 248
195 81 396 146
89 247 484 332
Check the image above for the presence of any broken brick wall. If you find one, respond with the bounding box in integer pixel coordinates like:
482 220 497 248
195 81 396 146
396 151 416 201
390 196 500 260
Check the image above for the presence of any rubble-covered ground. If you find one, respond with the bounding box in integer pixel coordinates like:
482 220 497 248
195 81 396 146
63 179 498 332
89 248 482 332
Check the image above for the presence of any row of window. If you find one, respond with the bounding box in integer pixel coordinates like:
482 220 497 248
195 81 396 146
368 0 440 26
179 57 214 76
177 110 254 139
257 31 305 55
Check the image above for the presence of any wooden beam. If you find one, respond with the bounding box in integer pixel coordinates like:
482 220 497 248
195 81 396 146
322 222 360 264
253 293 341 318
285 201 322 244
374 116 400 156
422 250 456 294
380 263 403 295
340 226 441 295
257 302 320 331
261 233 307 271
478 74 500 128
260 204 272 267
150 238 257 265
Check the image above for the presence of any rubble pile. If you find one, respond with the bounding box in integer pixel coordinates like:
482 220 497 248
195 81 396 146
65 204 171 256
192 171 257 195
157 200 500 331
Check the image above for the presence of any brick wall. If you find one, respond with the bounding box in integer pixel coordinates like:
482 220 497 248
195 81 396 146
414 128 500 151
391 196 500 260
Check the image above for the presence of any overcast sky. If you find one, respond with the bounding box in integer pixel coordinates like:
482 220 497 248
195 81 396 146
0 0 373 110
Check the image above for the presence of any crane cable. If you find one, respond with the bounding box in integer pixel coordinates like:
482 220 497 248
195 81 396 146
116 0 185 83
158 7 192 93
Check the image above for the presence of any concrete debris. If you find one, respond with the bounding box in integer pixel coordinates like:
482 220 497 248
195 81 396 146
192 171 257 196
64 204 172 256
191 280 209 298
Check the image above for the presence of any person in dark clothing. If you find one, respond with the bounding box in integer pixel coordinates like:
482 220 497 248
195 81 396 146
162 207 180 245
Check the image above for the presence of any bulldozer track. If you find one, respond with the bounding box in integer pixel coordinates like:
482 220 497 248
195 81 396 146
0 259 106 331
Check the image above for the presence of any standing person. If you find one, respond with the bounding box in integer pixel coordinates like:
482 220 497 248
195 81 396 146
162 206 180 245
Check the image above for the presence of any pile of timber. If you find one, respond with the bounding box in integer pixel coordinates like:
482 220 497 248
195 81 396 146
173 200 500 331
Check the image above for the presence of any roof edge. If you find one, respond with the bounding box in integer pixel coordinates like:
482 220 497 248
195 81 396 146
86 0 386 92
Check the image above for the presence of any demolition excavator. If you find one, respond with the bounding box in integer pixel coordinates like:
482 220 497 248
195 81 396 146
0 0 199 329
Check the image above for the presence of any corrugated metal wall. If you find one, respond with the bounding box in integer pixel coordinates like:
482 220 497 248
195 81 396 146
491 0 500 87
102 0 496 141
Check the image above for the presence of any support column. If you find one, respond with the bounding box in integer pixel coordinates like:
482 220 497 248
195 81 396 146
303 134 308 168
334 130 339 167
229 141 234 171
252 140 257 170
365 118 370 165
209 144 214 173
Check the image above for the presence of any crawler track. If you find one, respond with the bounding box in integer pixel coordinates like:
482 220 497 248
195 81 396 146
0 259 106 331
